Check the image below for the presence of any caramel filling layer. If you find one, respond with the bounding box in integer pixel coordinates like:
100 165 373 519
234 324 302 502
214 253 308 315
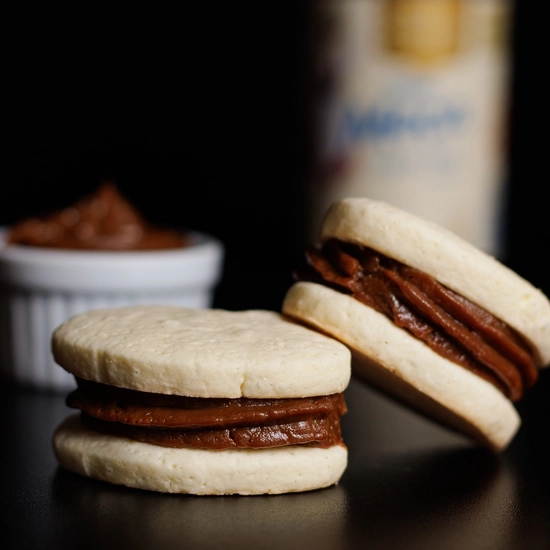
294 239 539 401
68 378 347 450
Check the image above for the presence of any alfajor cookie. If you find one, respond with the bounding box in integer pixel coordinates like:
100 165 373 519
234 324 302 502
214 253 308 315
283 197 550 452
52 306 351 495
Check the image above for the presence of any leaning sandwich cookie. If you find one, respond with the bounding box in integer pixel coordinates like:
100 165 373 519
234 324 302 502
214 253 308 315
282 197 550 452
51 306 351 495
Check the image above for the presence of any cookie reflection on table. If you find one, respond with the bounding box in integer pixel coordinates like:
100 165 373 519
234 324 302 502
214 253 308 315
341 447 517 550
51 469 349 550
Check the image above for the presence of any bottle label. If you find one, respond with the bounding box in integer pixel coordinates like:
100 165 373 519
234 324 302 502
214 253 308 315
309 0 511 256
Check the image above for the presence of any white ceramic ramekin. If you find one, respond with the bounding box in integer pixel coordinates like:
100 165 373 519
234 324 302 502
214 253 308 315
0 229 224 392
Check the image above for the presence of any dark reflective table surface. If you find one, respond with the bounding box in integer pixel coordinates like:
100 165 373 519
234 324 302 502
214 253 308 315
1 370 549 550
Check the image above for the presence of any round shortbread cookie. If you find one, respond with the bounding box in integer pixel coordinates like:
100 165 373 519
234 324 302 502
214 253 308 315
51 305 351 398
53 414 348 495
283 282 521 451
320 197 550 366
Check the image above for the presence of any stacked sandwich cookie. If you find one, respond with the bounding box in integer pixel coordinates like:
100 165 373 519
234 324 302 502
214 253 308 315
52 307 351 495
283 197 550 452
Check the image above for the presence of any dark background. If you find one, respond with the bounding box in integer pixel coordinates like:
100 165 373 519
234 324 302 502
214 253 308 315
3 2 548 312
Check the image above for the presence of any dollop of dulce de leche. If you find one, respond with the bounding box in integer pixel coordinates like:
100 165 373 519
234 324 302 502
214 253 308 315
6 182 189 250
294 239 540 402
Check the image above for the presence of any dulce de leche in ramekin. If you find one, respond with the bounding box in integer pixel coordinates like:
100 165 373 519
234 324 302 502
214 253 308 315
0 182 224 391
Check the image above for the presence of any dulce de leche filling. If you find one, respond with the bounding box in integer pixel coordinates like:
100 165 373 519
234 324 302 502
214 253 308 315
294 239 540 402
67 378 347 450
6 181 189 250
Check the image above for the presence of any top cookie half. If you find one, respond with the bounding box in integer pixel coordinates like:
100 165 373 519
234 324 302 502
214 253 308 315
318 197 550 367
51 305 352 398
